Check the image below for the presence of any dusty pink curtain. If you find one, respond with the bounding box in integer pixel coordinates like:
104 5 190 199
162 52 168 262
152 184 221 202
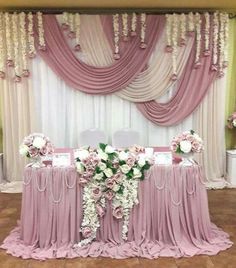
136 42 216 126
38 15 165 94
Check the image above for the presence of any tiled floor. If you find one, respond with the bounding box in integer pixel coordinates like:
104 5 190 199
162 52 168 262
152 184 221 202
0 189 235 268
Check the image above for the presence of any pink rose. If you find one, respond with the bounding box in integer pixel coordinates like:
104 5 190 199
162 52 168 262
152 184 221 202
78 177 89 186
105 178 116 189
104 190 114 201
96 204 105 217
126 157 135 167
92 186 102 200
81 226 92 238
113 206 123 219
113 173 123 183
40 146 48 156
28 147 39 158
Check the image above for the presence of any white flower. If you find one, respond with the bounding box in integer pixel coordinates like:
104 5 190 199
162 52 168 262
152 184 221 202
233 119 236 127
120 164 131 174
180 140 192 153
133 168 142 178
118 151 128 161
32 137 46 149
19 144 29 156
105 145 115 154
98 151 108 161
98 162 106 171
138 157 146 167
94 172 103 181
77 149 90 160
104 168 113 178
76 162 84 174
113 184 120 192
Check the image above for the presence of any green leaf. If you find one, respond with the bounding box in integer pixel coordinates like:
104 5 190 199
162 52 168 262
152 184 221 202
119 160 126 165
99 143 106 151
190 129 195 135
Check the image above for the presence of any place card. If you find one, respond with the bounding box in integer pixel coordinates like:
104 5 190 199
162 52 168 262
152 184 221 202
154 152 173 165
52 152 72 167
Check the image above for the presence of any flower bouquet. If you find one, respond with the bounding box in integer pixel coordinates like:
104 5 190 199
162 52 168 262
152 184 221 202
19 133 54 167
227 112 236 129
170 130 203 166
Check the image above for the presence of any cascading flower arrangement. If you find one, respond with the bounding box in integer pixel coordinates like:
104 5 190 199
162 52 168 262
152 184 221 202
19 133 54 167
171 130 203 156
74 143 153 247
227 112 236 129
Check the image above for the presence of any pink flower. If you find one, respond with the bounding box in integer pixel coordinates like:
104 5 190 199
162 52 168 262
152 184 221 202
165 45 173 53
105 190 114 200
113 173 123 183
28 147 39 158
105 178 116 189
78 177 89 186
130 31 136 37
126 157 135 167
96 204 105 217
81 226 92 238
40 146 48 156
140 42 147 49
113 206 123 219
92 186 102 200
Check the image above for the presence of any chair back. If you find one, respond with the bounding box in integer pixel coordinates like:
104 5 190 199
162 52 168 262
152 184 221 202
112 128 140 148
80 128 107 148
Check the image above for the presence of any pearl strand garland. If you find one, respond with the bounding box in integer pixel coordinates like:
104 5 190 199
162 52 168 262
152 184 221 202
113 14 120 59
0 12 5 78
140 13 147 48
12 13 21 82
74 13 81 51
28 12 36 58
19 12 29 77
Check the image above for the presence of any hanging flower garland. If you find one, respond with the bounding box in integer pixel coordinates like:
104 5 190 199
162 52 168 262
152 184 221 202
223 13 229 68
165 14 173 52
131 12 137 36
12 13 21 82
37 12 46 50
62 12 69 30
28 12 36 58
113 14 120 60
194 13 202 68
74 13 81 51
171 14 178 80
187 12 195 36
122 13 129 41
203 12 210 56
68 13 76 38
179 13 186 46
19 12 29 77
0 12 5 78
140 13 147 48
212 12 219 71
5 13 14 67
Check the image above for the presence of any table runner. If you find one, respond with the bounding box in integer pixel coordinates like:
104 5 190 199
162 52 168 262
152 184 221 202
1 165 232 260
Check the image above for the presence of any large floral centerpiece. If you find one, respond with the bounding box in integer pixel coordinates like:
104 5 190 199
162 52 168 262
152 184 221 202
19 133 54 167
227 112 236 129
170 130 203 165
74 143 153 247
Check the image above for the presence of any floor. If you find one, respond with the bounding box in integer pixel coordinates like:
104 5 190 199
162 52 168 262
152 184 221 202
0 189 235 268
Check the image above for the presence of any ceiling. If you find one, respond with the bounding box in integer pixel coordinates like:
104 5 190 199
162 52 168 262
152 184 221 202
0 0 236 12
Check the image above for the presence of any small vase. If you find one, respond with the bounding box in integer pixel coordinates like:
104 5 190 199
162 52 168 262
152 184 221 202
179 153 194 166
27 156 45 168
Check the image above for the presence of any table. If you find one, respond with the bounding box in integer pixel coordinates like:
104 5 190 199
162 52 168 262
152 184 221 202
1 165 232 260
226 150 236 186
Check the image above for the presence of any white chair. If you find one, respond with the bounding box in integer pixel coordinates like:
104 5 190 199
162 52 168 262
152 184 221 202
79 128 107 148
112 128 140 148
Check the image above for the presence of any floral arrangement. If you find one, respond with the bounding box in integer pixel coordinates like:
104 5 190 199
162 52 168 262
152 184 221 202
171 130 203 154
227 112 236 129
74 143 153 247
19 133 54 159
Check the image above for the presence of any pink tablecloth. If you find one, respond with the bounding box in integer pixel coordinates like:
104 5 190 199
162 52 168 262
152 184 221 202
1 165 233 260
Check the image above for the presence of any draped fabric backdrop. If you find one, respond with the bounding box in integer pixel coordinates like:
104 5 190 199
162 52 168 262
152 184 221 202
0 14 231 191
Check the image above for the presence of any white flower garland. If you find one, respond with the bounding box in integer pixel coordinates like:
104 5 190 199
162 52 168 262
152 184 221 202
194 13 202 68
223 13 229 68
74 13 81 51
179 13 186 46
218 13 226 77
19 12 29 77
12 13 21 82
165 14 173 52
212 12 219 71
37 12 46 50
187 12 195 36
5 12 14 67
0 12 5 78
171 14 178 80
140 13 147 48
131 12 137 36
28 12 36 58
122 13 129 41
203 12 210 56
113 14 120 59
68 13 75 38
62 12 69 30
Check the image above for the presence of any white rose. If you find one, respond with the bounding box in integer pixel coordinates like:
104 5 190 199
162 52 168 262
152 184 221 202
76 162 84 174
138 157 146 167
77 149 90 160
120 164 131 174
32 137 46 149
105 145 115 154
118 151 128 161
98 162 106 171
94 172 104 181
133 168 142 178
98 151 108 161
19 144 29 156
104 168 113 178
113 184 120 192
233 119 236 127
180 140 192 153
